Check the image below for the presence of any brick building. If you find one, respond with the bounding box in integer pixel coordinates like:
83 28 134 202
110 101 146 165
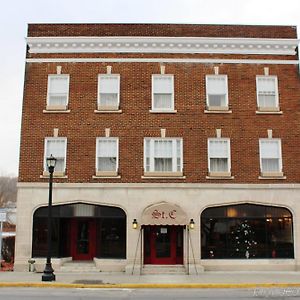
15 23 300 273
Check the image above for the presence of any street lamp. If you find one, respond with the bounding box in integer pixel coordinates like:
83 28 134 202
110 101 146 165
42 155 56 281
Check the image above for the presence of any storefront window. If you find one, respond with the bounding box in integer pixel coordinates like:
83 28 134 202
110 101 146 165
32 203 126 259
201 204 293 259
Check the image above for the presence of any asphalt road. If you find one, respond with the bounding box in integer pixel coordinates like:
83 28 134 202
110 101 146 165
0 287 300 299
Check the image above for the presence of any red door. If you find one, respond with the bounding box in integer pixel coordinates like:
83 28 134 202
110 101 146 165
71 219 96 260
144 226 183 264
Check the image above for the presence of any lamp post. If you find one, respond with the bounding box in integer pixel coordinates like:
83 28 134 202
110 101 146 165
42 155 56 281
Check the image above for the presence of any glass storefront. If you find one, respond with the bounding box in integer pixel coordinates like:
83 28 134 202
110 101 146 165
32 203 126 259
201 204 294 259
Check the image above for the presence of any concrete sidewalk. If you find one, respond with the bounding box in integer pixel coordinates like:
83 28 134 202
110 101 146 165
0 271 300 288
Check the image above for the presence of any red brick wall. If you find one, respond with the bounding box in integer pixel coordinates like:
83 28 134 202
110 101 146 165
27 23 297 39
19 60 300 184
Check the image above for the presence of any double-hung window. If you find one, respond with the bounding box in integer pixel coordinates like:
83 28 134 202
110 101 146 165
259 139 283 176
208 138 231 176
47 75 69 110
256 76 279 111
152 75 174 112
98 75 120 110
96 138 119 176
44 138 67 176
144 138 182 176
206 75 229 110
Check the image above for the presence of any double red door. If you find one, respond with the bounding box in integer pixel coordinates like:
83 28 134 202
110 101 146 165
144 226 183 264
70 219 96 260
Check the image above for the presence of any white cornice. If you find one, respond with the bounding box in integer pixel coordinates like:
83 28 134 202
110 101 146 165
26 57 299 65
26 36 299 55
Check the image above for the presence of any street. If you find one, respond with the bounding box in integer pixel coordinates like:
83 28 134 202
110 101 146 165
0 288 300 299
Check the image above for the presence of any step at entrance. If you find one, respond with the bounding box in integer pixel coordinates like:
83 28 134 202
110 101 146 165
59 261 98 273
142 265 186 275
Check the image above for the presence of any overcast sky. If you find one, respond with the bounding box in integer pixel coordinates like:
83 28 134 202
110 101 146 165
1 0 299 176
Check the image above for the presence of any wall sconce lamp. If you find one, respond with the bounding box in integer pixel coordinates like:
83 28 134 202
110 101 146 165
189 219 195 230
132 219 138 229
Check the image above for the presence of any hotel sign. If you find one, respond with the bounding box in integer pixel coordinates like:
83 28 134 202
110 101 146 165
141 202 188 226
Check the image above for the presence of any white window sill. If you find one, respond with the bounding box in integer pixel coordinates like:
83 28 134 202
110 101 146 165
92 175 121 179
142 176 186 179
149 110 177 114
40 174 68 179
204 109 232 114
43 110 71 113
142 171 185 179
206 175 234 180
256 110 283 115
94 109 122 114
259 172 286 179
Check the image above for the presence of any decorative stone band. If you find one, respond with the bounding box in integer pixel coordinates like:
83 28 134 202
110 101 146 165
141 201 188 226
26 36 299 55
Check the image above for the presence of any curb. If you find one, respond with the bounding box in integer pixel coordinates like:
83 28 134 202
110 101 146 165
1 282 300 289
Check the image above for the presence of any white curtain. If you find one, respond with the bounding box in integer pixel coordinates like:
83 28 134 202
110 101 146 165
154 140 172 171
207 76 227 106
260 140 280 172
209 140 229 172
99 76 119 106
49 77 68 106
97 139 117 171
153 76 173 109
46 139 66 172
257 77 276 107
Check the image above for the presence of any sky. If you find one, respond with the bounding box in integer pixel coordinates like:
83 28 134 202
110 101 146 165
0 0 300 176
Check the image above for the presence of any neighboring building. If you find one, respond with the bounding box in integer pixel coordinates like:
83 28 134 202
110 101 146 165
15 24 300 273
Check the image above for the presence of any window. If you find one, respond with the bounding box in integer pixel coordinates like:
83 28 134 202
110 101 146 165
98 75 120 110
47 75 69 110
201 204 294 259
152 75 174 111
206 75 228 110
256 76 279 111
96 138 119 176
259 139 283 176
208 138 231 176
44 138 67 175
144 138 182 176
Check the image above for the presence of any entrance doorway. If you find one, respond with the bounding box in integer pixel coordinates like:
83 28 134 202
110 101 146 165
144 225 183 264
70 219 96 260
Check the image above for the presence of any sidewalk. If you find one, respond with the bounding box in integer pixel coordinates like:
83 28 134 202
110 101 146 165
0 271 300 288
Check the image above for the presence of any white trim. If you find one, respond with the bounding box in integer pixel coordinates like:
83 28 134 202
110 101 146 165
256 75 279 110
208 138 231 173
17 182 300 189
144 138 183 173
259 138 283 174
46 74 70 108
151 74 174 111
96 137 119 173
97 74 120 109
43 137 67 173
26 36 299 55
26 58 299 65
205 74 229 109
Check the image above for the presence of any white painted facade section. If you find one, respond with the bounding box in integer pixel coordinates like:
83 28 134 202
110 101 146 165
15 182 300 272
26 36 299 55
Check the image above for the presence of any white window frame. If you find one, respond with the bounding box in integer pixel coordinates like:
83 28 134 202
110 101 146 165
95 137 119 176
144 138 183 176
256 76 279 112
97 74 120 110
46 74 70 110
151 75 175 112
207 138 231 176
259 138 283 176
205 75 229 111
43 137 67 176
